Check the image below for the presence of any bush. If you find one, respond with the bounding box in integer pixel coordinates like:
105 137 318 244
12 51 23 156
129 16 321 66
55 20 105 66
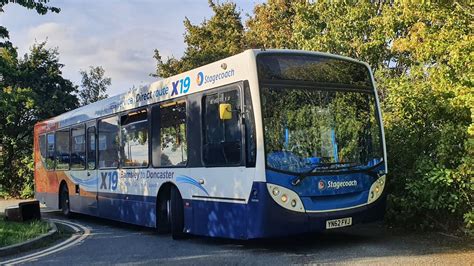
382 66 473 236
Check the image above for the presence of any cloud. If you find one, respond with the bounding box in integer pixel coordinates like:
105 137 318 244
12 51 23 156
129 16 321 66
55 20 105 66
2 0 263 97
23 21 162 95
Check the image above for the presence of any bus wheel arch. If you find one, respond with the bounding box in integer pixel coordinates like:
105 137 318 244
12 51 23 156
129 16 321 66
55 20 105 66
155 182 186 239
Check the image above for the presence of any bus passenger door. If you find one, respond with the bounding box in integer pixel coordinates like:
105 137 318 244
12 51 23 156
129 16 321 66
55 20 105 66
86 124 99 215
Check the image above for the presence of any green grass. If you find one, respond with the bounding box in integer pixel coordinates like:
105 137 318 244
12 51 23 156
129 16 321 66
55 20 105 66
0 216 50 248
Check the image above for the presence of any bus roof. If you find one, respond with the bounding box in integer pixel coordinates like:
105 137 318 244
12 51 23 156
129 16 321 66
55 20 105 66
35 49 370 132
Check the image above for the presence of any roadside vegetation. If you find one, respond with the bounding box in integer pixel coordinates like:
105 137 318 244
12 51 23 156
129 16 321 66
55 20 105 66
0 0 472 236
0 217 50 247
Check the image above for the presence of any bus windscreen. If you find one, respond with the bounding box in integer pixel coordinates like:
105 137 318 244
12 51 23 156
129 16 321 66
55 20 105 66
258 53 382 175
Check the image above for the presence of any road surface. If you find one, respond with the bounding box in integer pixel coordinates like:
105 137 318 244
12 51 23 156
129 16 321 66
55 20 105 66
2 210 473 265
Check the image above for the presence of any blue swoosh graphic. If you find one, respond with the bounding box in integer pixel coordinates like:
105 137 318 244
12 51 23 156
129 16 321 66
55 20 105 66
176 175 209 196
69 174 98 188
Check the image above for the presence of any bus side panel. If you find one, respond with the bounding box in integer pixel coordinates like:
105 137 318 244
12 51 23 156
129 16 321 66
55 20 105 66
64 171 99 216
191 199 248 239
97 192 157 228
69 193 98 216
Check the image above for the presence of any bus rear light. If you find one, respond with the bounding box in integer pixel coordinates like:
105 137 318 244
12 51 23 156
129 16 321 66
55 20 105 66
367 175 386 204
267 183 305 213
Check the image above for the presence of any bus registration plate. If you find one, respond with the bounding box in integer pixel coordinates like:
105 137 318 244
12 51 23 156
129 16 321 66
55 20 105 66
326 217 352 229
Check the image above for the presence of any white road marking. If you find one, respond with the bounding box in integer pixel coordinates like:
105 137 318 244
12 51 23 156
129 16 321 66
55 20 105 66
0 219 91 265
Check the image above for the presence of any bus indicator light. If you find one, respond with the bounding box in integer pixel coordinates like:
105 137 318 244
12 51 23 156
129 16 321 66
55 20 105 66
368 175 386 204
291 199 297 207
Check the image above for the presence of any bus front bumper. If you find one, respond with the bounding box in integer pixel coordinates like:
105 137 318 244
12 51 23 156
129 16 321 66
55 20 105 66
249 182 387 238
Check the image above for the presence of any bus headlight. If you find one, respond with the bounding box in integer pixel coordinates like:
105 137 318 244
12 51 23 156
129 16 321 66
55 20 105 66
267 183 305 213
367 175 386 204
272 187 280 196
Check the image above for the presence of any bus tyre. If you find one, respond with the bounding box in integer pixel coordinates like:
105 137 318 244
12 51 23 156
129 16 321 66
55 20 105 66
156 198 171 234
60 185 72 218
170 187 186 240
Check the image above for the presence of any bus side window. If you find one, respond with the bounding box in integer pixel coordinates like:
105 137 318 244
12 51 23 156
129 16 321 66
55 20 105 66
152 101 187 167
120 109 149 167
87 126 96 170
202 89 241 165
98 116 119 168
71 125 86 170
55 129 70 170
39 134 47 166
46 133 55 170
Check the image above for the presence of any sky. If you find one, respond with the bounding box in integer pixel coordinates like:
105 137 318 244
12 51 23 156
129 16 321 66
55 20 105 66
1 0 263 96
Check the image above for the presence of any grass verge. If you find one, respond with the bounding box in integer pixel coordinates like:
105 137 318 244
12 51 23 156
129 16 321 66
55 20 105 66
0 216 50 248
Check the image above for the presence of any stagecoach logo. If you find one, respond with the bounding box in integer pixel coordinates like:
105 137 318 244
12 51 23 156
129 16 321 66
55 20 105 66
196 69 235 86
318 180 326 190
318 179 358 190
197 72 204 86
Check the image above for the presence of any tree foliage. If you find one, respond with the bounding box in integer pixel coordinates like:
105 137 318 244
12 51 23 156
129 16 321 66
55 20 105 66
0 0 68 198
246 0 303 49
376 3 473 234
153 0 245 78
0 43 78 197
78 66 111 106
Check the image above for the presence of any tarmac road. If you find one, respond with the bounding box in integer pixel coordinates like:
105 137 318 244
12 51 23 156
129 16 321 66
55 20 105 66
6 211 473 265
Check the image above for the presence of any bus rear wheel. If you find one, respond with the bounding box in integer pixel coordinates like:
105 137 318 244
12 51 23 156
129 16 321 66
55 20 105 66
60 185 72 218
170 186 186 239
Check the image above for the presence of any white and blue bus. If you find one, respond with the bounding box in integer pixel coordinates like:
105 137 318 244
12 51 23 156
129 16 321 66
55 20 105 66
34 49 387 239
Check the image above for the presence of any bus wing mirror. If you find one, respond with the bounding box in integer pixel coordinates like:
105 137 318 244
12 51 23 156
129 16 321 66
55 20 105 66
219 103 232 120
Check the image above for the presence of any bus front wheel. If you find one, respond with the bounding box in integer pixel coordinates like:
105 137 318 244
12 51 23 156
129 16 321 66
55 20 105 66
170 186 186 239
60 185 72 218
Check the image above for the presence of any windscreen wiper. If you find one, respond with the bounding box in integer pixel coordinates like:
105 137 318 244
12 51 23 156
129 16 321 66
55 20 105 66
291 162 371 186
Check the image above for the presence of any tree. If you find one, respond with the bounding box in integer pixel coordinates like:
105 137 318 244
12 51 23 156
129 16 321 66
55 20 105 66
153 0 245 78
246 0 303 49
78 66 111 106
0 43 78 197
0 0 64 198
